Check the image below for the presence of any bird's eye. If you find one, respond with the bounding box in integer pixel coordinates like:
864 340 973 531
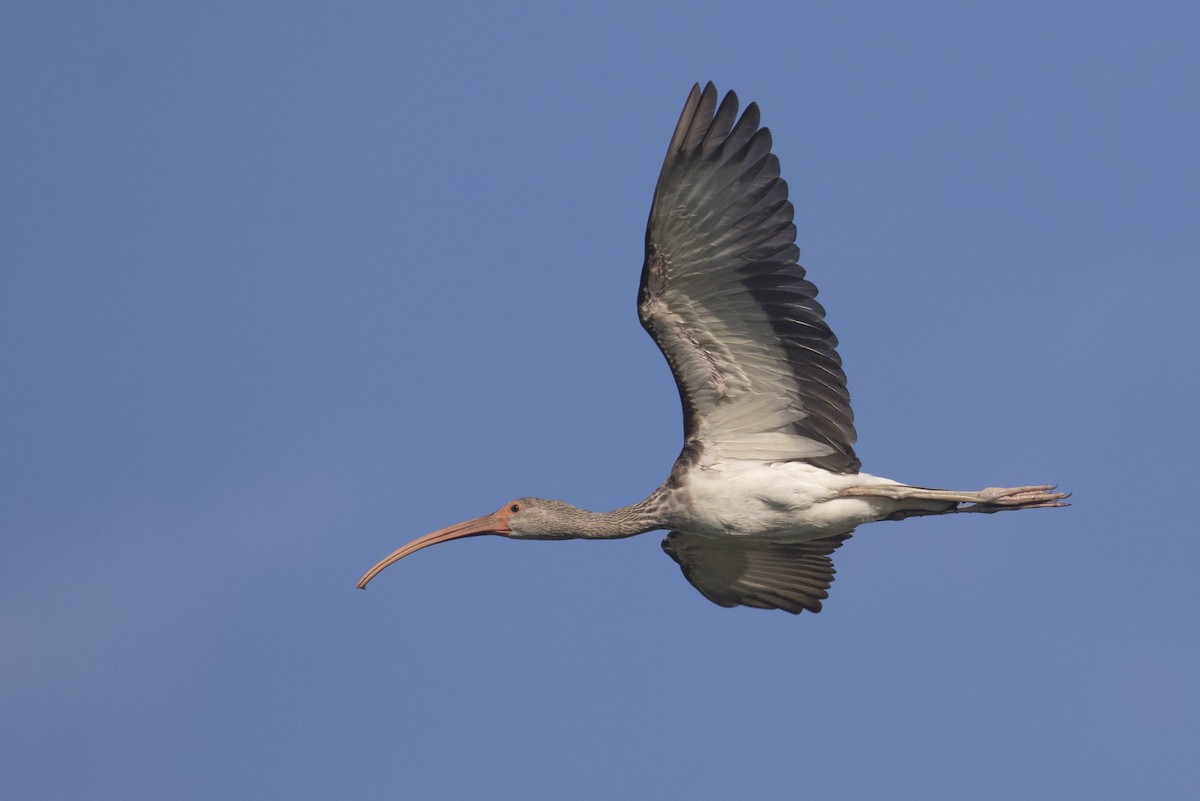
509 502 521 513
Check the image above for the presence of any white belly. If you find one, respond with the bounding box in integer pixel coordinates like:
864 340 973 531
668 461 904 540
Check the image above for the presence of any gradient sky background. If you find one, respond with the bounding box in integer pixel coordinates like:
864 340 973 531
4 2 1198 799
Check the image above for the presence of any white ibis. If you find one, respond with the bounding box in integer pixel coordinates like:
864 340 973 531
358 83 1068 614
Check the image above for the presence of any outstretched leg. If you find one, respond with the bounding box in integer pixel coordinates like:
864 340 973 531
841 483 1069 520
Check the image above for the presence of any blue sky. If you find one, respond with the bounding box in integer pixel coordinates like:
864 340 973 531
3 1 1197 798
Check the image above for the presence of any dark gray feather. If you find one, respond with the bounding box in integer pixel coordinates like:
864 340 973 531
661 530 853 614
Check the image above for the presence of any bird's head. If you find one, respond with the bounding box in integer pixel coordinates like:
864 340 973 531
356 497 580 589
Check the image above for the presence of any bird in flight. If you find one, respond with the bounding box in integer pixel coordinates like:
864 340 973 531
358 83 1067 614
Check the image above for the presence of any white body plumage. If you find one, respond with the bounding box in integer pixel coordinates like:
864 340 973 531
669 462 909 540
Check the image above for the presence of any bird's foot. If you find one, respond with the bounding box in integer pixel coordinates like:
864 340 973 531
963 485 1071 513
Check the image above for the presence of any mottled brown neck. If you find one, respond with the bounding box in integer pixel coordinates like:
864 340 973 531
571 492 670 539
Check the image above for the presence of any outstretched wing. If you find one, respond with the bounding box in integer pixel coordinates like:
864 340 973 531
639 83 859 473
661 530 852 614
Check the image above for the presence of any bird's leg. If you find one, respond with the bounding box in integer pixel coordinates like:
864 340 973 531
841 483 1070 519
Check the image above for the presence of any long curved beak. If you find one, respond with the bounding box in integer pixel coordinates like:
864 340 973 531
356 512 511 589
